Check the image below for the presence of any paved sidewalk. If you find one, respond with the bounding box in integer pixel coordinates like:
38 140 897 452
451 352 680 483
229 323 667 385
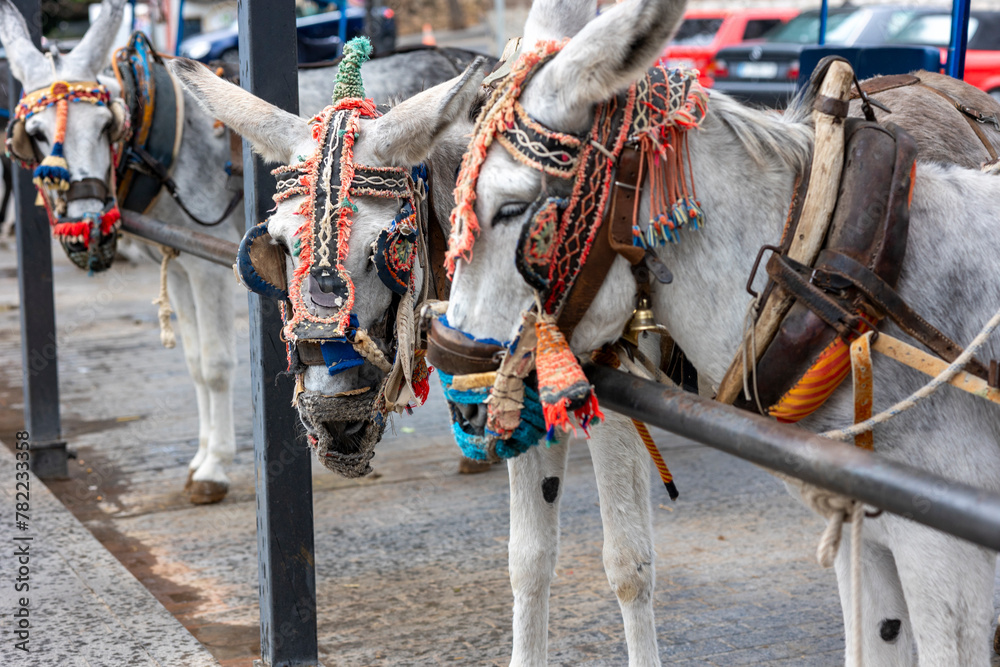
0 440 219 666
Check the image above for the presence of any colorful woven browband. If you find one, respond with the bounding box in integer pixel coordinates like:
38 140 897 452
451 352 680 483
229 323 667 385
279 99 412 342
447 38 569 277
448 45 708 317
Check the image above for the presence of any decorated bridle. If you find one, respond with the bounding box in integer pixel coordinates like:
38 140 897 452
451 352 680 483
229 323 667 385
6 79 131 272
236 39 433 474
432 40 708 459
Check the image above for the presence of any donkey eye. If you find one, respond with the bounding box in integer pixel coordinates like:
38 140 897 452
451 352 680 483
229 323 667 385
494 201 530 225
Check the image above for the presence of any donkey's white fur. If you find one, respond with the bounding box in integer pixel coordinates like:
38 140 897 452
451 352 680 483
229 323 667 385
448 0 1000 664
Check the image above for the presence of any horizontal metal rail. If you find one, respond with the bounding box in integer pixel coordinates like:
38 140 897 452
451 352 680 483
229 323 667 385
585 364 1000 552
120 211 238 268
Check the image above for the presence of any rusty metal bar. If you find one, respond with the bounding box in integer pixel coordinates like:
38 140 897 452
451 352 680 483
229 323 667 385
120 210 238 268
585 364 1000 552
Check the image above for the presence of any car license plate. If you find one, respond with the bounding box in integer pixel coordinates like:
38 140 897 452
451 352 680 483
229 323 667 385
736 62 778 79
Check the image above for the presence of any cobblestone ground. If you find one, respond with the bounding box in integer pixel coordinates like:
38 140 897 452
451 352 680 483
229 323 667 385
1 239 998 666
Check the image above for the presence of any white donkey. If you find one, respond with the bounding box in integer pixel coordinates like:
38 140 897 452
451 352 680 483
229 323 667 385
443 0 1000 664
0 0 483 503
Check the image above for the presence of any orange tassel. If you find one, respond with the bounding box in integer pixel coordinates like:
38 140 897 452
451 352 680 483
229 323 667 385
534 317 604 439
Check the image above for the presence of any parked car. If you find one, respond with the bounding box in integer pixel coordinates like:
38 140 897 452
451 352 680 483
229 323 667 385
660 8 799 87
179 4 396 64
711 6 935 107
888 10 1000 101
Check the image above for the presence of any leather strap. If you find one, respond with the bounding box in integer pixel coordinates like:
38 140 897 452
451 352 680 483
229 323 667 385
765 254 858 338
67 178 110 203
557 145 644 343
426 317 504 375
296 341 326 366
132 145 243 227
916 83 998 161
816 250 990 380
849 74 920 99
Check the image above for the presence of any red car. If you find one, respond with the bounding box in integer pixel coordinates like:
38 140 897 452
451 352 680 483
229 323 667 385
888 10 1000 101
660 8 800 88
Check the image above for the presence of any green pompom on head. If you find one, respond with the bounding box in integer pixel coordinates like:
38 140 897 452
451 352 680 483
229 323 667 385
331 37 373 103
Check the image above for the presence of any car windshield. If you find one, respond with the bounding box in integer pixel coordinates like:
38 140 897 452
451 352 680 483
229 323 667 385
670 18 725 46
765 11 866 45
889 15 979 46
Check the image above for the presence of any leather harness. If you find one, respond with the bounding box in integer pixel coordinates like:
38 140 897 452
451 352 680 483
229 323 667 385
114 33 243 228
850 73 999 162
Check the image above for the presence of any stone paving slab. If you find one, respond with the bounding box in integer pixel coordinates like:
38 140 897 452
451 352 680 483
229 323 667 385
1 238 999 666
0 439 219 666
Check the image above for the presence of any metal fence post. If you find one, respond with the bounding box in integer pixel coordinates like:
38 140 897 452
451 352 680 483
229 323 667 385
238 0 320 665
10 0 67 478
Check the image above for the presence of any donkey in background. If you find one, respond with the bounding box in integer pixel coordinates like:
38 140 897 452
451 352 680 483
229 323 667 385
0 0 485 503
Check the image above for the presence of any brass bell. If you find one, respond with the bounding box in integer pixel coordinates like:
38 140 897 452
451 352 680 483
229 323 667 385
623 295 670 345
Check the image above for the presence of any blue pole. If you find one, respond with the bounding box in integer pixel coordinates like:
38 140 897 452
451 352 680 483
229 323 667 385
338 0 348 57
175 0 185 55
818 0 828 46
945 0 971 78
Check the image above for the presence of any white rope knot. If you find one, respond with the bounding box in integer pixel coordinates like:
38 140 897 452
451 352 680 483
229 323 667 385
153 245 180 349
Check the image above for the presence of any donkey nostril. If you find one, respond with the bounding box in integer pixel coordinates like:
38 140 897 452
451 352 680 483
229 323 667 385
344 420 365 436
457 404 488 430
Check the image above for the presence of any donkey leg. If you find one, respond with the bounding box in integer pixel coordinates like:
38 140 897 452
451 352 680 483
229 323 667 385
186 261 237 504
166 264 211 488
833 527 914 667
890 519 995 667
507 438 570 667
589 413 660 666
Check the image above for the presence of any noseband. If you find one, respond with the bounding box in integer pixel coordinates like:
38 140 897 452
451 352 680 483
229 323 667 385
6 80 131 272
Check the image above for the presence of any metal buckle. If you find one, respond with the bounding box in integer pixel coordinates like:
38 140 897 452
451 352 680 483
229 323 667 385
746 244 782 298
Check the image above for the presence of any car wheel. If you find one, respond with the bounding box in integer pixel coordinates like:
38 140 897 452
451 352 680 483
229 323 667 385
221 48 239 64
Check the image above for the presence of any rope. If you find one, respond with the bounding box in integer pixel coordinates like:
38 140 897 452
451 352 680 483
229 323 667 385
352 329 392 373
821 303 1000 441
153 245 180 349
632 419 678 500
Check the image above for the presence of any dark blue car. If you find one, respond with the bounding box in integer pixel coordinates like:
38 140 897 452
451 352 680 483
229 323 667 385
179 4 396 64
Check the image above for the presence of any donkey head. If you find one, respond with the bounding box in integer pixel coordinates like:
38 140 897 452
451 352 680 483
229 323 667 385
1 0 128 270
169 55 483 476
445 0 686 352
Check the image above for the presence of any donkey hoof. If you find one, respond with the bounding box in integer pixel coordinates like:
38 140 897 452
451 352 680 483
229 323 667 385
188 480 228 504
184 469 195 491
458 457 494 475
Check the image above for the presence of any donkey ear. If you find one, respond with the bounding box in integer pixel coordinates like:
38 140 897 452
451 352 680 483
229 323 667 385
167 58 312 164
0 0 48 87
522 0 597 45
369 57 487 166
529 0 685 128
67 0 127 74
